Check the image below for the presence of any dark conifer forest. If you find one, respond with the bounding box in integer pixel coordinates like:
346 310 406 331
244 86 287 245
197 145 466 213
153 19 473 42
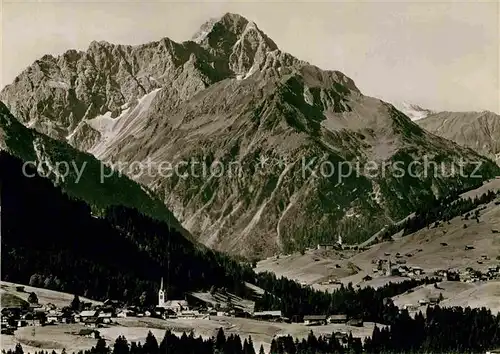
0 152 255 302
255 273 440 322
380 188 499 240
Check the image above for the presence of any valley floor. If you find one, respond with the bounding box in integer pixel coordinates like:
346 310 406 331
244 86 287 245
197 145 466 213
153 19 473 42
1 312 382 353
256 179 500 308
2 180 500 353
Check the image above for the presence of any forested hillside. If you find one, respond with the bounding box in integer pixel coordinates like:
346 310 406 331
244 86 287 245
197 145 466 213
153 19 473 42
0 101 187 235
0 152 255 303
380 189 500 240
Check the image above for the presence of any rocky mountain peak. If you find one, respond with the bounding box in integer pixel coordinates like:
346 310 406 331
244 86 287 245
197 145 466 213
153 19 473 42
192 13 273 45
191 13 278 78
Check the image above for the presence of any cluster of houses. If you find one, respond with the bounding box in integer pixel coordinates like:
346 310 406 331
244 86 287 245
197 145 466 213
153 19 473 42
371 258 425 277
2 279 368 341
1 297 128 336
1 304 54 335
371 258 500 284
252 311 362 327
0 292 204 339
304 314 363 327
435 264 500 283
401 295 442 312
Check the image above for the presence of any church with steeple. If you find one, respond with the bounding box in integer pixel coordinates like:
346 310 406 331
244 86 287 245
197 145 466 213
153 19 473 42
158 277 167 308
158 277 189 312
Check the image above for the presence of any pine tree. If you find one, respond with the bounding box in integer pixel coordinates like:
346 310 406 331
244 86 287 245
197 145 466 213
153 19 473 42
129 342 139 354
243 339 250 354
216 327 226 350
113 336 129 354
269 339 278 354
27 292 38 304
71 295 81 311
246 336 256 354
14 344 23 354
143 331 159 354
94 338 108 354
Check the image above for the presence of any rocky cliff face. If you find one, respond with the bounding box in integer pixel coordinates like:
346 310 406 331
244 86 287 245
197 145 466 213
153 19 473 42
417 111 500 165
2 13 499 257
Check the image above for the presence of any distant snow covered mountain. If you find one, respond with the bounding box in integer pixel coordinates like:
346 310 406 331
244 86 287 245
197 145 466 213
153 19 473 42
393 101 435 121
394 102 499 165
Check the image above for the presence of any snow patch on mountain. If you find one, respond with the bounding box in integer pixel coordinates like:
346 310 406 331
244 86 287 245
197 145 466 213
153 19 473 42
235 64 259 81
66 119 87 142
232 21 258 50
46 80 70 90
26 119 37 128
303 86 314 105
393 101 434 121
89 88 162 158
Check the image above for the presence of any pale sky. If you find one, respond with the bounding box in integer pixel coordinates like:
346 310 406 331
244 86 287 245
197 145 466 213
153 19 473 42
1 0 499 113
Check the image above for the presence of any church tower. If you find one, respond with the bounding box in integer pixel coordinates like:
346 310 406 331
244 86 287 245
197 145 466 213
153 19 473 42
385 259 392 276
158 277 166 308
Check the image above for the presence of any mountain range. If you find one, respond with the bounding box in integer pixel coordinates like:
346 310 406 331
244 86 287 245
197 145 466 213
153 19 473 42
417 110 500 165
1 13 499 257
394 101 500 165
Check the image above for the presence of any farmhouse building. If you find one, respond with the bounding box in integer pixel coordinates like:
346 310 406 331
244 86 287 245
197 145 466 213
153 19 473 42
252 311 282 321
327 314 347 324
46 313 62 324
348 318 364 327
164 300 189 313
98 312 112 324
304 315 327 326
78 329 100 339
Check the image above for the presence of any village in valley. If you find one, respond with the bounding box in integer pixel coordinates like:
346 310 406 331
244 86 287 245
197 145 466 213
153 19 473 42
3 196 500 353
0 276 373 352
3 167 499 353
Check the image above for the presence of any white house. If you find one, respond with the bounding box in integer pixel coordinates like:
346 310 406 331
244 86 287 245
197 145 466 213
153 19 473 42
98 312 112 324
117 309 135 318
